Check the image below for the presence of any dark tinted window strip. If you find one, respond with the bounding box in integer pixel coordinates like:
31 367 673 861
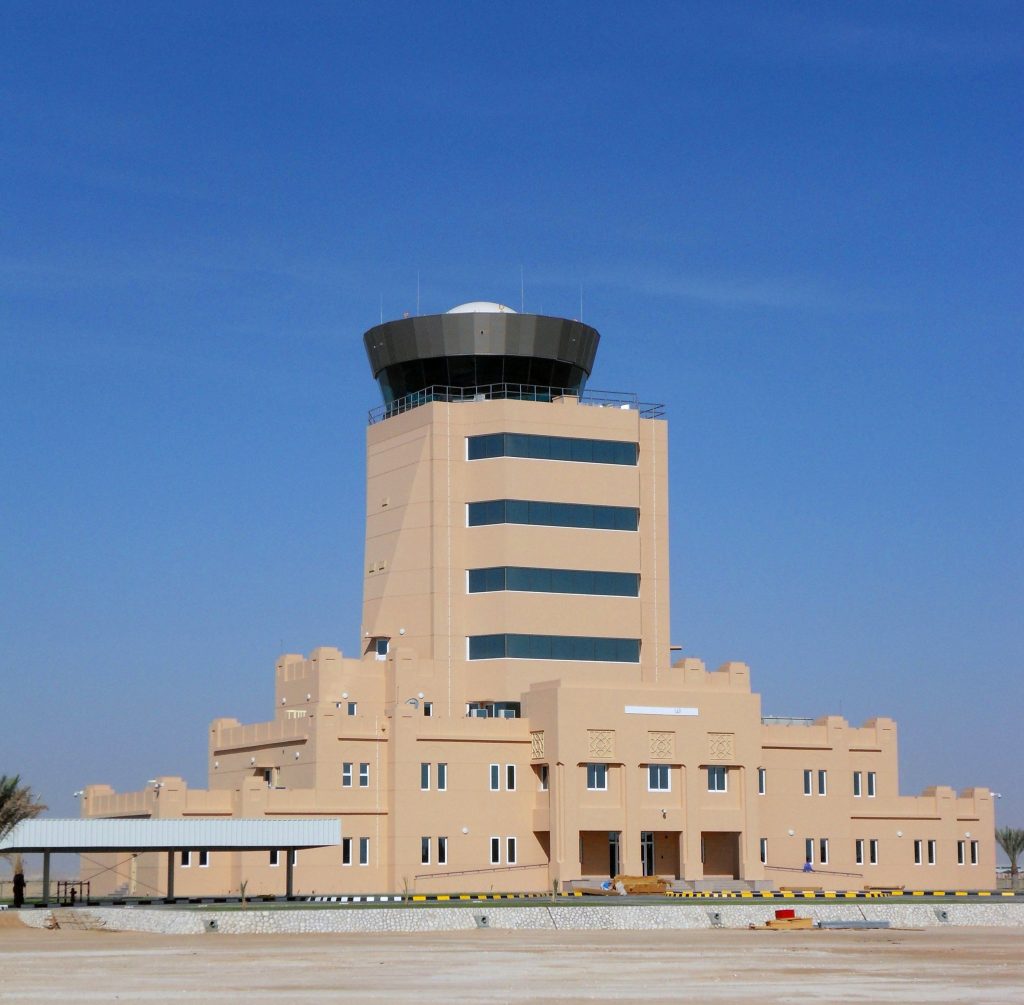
468 433 637 465
468 634 640 663
467 500 638 531
468 567 639 597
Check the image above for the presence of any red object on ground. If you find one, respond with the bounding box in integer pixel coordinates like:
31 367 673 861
774 908 796 920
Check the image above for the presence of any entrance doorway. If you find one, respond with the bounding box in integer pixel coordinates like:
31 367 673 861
641 832 654 876
579 831 621 877
701 831 740 879
641 831 682 877
608 832 621 877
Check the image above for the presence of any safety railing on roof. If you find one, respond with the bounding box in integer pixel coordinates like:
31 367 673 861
368 383 665 424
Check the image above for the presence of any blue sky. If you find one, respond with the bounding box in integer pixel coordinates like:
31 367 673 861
2 2 1022 836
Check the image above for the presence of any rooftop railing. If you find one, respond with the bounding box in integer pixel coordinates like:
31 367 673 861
368 383 666 424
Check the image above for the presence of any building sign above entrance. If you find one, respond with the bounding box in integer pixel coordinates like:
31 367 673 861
624 705 699 716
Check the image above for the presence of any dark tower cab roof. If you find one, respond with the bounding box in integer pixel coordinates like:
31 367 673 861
363 304 600 405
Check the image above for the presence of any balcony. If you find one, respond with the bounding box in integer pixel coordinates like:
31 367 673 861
368 383 665 424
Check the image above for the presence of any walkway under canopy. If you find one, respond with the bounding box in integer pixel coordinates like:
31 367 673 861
0 818 341 902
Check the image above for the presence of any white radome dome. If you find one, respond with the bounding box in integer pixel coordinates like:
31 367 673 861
446 301 517 314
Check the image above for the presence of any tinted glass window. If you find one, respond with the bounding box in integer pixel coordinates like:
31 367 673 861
466 433 638 466
468 634 640 663
506 499 529 523
469 634 506 659
468 567 507 592
467 500 638 531
547 436 573 460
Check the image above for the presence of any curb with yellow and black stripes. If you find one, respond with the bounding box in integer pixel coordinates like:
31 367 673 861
665 889 1022 900
306 889 1020 904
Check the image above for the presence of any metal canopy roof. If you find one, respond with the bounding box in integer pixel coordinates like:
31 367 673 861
0 818 340 853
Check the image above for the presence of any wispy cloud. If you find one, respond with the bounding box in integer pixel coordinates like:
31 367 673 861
524 263 884 314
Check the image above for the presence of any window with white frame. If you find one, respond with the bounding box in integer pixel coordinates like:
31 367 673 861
586 763 608 790
342 762 352 787
538 764 549 791
421 836 431 865
818 770 827 796
490 763 500 791
867 771 876 797
437 762 447 791
803 769 813 795
819 838 829 865
490 836 501 865
855 839 864 865
970 840 979 865
341 837 352 866
506 764 516 791
758 767 766 795
423 701 433 717
507 836 517 865
199 850 210 868
759 837 768 865
438 836 448 865
914 839 923 865
853 771 862 797
957 840 966 865
805 837 814 865
420 762 430 791
180 851 191 868
648 764 670 791
707 765 727 793
347 701 357 716
359 762 370 787
927 839 936 865
869 839 879 865
359 837 370 866
269 849 279 867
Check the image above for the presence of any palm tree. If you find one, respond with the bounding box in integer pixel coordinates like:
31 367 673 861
995 827 1024 879
0 775 47 843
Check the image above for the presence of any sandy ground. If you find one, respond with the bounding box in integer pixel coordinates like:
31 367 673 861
1 919 1022 1004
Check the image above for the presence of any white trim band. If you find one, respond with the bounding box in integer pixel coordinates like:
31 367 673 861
625 705 699 716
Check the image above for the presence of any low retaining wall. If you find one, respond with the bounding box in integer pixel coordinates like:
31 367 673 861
17 902 1024 935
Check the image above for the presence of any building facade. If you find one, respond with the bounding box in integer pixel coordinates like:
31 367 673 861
82 302 995 896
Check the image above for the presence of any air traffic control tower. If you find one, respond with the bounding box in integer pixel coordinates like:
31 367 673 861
80 300 995 897
359 301 671 706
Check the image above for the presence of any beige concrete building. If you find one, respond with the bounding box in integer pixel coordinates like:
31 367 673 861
82 302 995 896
